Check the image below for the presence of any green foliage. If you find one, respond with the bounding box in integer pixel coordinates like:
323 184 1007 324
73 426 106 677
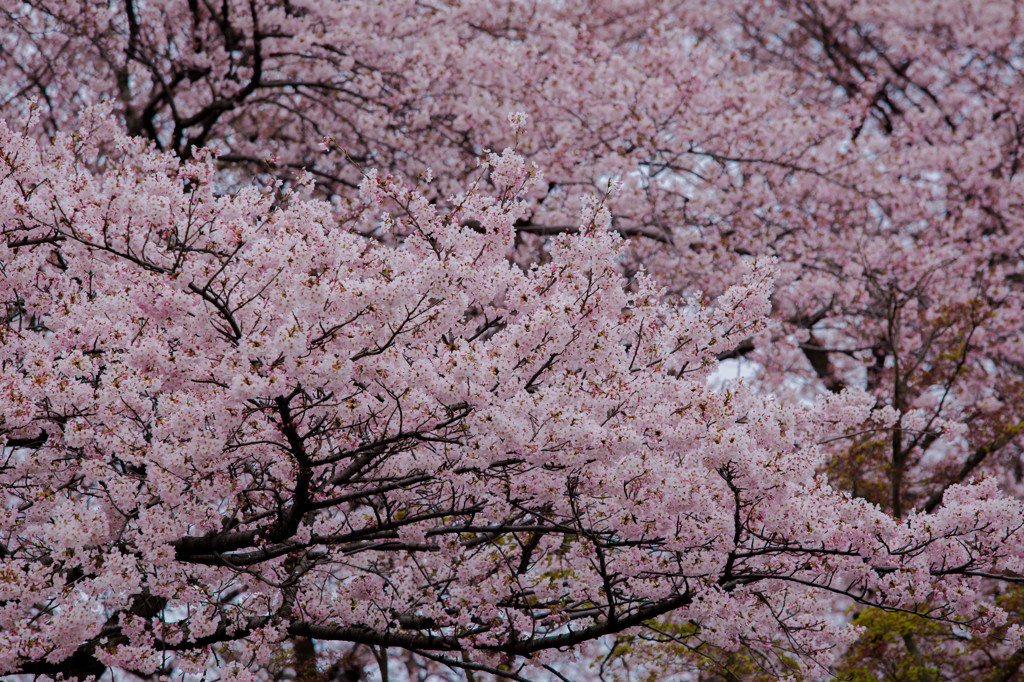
836 591 1024 682
835 609 944 682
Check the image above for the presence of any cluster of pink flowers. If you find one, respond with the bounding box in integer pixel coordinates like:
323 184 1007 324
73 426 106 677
1 0 1024 680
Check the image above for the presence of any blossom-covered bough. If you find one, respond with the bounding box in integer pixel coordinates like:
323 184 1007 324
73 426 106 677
0 107 1021 681
3 0 1024 680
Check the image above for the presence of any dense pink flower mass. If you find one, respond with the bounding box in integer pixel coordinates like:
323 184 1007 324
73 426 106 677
2 1 1024 680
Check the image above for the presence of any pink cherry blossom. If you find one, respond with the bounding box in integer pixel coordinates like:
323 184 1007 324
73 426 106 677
2 1 1024 680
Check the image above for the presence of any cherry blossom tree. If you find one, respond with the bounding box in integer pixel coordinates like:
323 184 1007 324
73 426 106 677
2 0 1024 680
